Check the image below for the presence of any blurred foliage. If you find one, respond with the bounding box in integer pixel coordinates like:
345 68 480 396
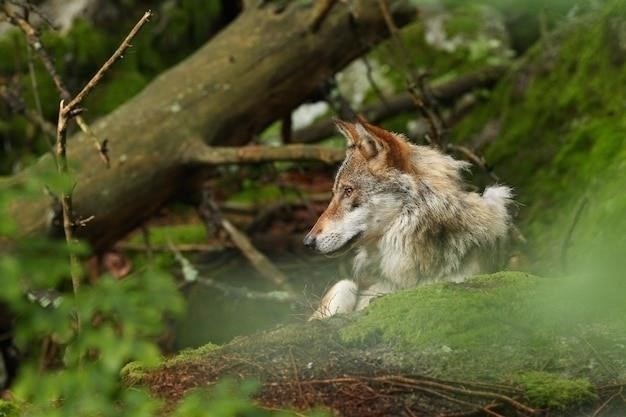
127 223 207 247
226 182 302 209
413 0 597 52
0 2 320 400
0 164 314 416
453 0 626 273
0 168 181 416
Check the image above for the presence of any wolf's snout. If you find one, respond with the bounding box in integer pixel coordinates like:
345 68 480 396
303 232 316 249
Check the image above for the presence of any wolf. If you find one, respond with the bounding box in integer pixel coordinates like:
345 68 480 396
304 119 513 319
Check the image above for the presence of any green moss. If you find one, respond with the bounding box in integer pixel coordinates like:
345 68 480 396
341 272 534 348
0 400 21 417
166 343 221 366
122 344 220 386
339 272 626 382
516 372 597 410
121 361 149 387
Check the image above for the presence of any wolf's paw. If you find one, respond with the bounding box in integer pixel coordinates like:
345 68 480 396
309 279 358 320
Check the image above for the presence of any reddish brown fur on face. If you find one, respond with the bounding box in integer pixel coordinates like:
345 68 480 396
308 193 342 236
359 121 413 173
308 119 413 242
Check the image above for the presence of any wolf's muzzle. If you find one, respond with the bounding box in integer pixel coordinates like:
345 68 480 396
303 233 316 249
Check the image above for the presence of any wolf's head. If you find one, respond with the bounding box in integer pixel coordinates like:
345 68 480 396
303 119 415 253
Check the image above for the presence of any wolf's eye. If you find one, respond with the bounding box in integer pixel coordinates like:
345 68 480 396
343 186 353 198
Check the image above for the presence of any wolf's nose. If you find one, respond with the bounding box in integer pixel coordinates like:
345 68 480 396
303 233 316 249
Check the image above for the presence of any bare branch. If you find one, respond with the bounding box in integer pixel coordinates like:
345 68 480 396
185 141 344 166
49 10 154 300
198 189 294 292
64 11 153 112
169 243 296 303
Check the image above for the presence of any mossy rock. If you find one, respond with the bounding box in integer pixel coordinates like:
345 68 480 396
141 272 625 415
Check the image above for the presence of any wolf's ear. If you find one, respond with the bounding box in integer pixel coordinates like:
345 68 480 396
334 119 358 146
357 121 414 172
355 123 386 159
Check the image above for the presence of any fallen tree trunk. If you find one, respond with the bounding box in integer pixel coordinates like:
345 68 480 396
1 0 415 251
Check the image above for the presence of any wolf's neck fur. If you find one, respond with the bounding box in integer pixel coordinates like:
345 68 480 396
353 143 511 289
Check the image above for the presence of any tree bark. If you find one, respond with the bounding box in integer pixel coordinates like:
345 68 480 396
1 0 416 251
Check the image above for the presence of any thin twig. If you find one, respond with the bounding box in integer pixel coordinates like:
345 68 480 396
592 385 623 417
25 41 53 151
381 375 537 416
169 244 296 303
54 98 81 297
361 56 389 107
64 11 152 112
289 347 308 407
309 0 340 32
197 188 294 292
293 375 537 416
55 99 69 171
118 241 232 253
2 2 68 100
140 225 153 261
406 83 443 146
49 10 153 328
5 0 57 29
194 276 296 303
388 379 503 416
75 117 110 167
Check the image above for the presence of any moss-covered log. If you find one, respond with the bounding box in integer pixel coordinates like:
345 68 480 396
127 272 625 416
0 1 416 251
